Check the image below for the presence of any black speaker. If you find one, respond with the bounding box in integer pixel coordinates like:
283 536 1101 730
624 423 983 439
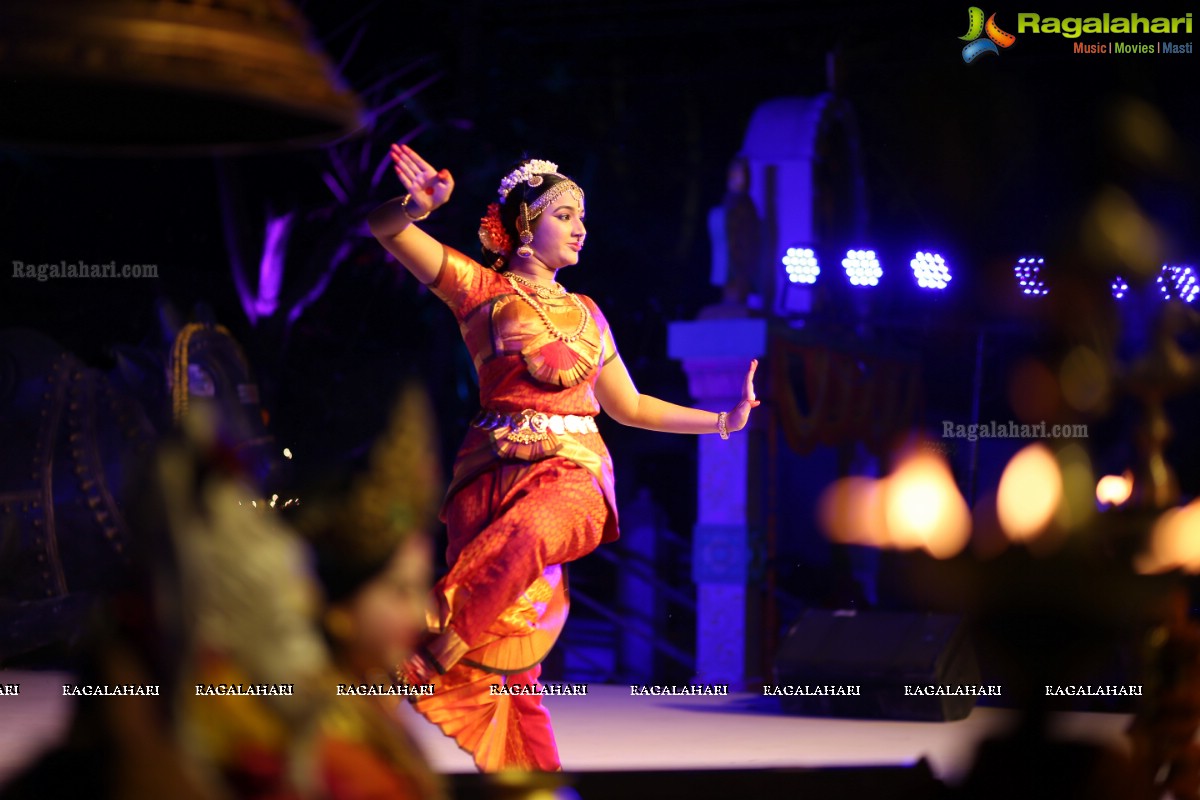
773 609 983 721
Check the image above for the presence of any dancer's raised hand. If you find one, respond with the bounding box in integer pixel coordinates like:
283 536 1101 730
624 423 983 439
727 358 761 433
389 143 455 218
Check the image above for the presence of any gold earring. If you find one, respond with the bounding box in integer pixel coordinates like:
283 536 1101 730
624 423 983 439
516 202 534 259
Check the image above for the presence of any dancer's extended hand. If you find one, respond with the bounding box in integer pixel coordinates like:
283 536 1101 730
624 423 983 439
726 358 761 433
389 143 454 217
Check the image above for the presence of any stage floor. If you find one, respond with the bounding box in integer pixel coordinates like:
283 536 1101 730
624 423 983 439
0 669 1134 788
400 684 1134 780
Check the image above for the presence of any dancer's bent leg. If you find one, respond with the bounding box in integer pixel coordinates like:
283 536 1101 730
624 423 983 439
425 460 607 670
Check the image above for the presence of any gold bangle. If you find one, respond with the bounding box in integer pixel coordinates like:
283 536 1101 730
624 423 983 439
400 193 431 222
717 411 729 440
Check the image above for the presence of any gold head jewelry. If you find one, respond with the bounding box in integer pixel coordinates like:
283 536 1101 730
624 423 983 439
527 180 585 221
498 159 560 201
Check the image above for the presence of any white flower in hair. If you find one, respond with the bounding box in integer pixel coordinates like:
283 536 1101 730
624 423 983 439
498 159 560 201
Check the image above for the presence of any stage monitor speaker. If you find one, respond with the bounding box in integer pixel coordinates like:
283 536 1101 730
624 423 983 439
773 609 982 721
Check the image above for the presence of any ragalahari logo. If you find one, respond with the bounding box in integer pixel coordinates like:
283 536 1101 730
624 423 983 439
960 7 1016 62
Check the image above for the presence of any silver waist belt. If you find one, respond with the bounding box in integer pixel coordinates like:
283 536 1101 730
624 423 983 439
473 408 599 436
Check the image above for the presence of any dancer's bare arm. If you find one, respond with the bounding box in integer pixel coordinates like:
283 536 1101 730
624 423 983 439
367 144 454 285
595 355 759 434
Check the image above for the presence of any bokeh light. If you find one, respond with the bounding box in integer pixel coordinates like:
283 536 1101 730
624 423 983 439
818 476 887 547
1059 346 1109 413
1007 358 1062 422
818 447 970 559
997 443 1063 542
1096 472 1133 508
1138 501 1200 574
883 450 971 559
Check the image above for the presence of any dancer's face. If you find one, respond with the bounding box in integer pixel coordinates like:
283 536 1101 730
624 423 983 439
335 534 432 673
528 198 586 270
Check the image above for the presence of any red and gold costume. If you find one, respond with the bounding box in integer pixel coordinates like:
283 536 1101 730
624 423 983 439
407 245 620 771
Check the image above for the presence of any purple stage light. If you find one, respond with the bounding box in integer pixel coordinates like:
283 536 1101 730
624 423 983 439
1158 264 1198 304
1111 276 1129 300
253 213 292 318
1014 257 1047 296
842 249 881 287
782 247 820 284
910 251 951 290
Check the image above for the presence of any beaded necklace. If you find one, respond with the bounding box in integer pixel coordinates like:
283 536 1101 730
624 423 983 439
505 274 590 343
507 270 567 299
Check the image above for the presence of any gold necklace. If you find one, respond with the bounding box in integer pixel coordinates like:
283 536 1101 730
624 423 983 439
507 270 566 300
506 275 590 343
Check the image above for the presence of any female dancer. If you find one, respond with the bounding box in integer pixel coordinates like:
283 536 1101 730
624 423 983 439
367 145 759 772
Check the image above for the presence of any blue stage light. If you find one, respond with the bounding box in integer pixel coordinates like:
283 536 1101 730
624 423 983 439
842 249 881 287
1111 276 1128 299
782 247 820 284
1159 264 1198 304
1014 257 1047 296
910 251 952 290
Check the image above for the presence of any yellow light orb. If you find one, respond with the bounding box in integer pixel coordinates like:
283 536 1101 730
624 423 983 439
1096 472 1133 507
1142 501 1200 574
818 476 887 547
997 443 1063 542
883 451 971 559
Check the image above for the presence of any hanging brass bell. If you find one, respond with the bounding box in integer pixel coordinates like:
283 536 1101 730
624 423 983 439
0 0 365 155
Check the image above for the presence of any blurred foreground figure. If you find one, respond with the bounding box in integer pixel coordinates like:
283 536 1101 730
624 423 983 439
164 403 330 798
285 384 448 800
1124 588 1200 800
179 383 449 800
0 405 247 800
